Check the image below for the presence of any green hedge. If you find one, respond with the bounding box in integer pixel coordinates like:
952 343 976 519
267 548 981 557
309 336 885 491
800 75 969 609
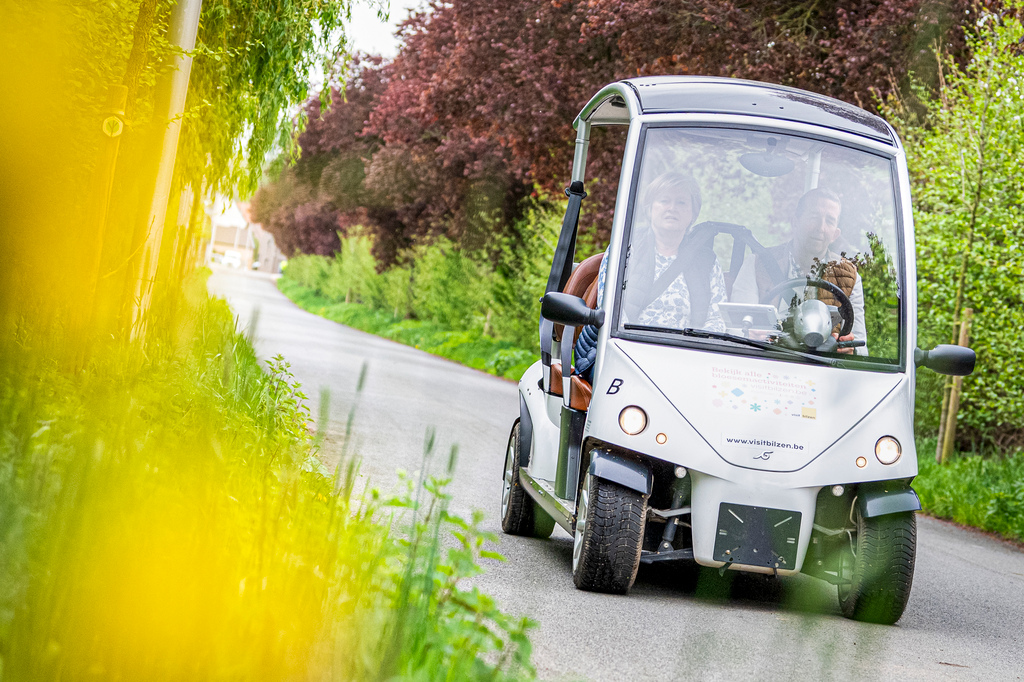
887 10 1024 447
279 277 538 380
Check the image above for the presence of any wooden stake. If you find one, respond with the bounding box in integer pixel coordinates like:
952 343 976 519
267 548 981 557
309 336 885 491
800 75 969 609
939 308 973 464
936 379 951 462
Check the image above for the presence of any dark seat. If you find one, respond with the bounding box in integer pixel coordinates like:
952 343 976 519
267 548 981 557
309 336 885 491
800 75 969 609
549 252 603 411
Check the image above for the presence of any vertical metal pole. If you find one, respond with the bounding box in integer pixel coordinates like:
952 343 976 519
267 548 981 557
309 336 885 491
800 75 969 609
131 0 203 333
571 121 591 185
805 145 822 192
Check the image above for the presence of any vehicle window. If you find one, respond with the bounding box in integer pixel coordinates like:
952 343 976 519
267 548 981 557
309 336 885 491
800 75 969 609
616 126 901 368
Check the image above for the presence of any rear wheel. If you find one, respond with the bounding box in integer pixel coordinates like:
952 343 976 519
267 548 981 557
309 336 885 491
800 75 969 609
572 471 647 594
500 421 555 538
838 509 916 624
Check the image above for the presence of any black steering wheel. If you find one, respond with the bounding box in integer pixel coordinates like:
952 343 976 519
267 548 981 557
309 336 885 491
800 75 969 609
763 277 855 338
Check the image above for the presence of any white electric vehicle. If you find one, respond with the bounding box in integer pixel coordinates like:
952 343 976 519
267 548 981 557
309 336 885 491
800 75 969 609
499 76 975 625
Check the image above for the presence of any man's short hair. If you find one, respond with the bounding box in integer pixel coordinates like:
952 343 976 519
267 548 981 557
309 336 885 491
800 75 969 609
795 188 841 220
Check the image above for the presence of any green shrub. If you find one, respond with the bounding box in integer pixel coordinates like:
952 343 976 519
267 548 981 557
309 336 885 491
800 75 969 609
915 440 1024 542
377 265 413 318
277 219 558 381
411 239 491 329
0 271 535 679
302 235 379 305
490 206 560 349
281 212 561 354
279 279 539 381
486 348 537 378
886 6 1024 446
283 253 330 292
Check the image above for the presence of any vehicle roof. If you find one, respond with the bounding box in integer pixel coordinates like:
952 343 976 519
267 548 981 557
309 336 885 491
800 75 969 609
601 76 895 145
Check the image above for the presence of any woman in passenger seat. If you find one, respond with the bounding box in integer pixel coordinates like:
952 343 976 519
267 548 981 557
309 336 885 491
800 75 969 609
575 171 727 383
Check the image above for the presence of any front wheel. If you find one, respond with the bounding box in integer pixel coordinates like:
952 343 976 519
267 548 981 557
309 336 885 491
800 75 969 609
572 472 647 594
838 509 917 624
500 421 555 538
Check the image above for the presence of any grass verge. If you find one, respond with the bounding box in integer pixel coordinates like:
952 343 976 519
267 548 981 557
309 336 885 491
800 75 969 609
915 440 1024 543
0 271 534 680
278 277 538 381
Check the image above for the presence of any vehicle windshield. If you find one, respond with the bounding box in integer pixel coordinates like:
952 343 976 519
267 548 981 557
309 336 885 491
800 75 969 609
614 126 902 369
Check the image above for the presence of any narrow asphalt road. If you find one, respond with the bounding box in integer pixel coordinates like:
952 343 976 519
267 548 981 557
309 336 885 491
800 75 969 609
210 268 1024 682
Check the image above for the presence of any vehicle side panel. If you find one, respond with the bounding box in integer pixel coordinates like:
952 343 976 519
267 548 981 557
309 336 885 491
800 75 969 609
518 361 561 483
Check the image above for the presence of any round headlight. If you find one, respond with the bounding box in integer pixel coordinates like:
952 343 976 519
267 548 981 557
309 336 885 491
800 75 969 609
875 436 902 465
619 406 648 435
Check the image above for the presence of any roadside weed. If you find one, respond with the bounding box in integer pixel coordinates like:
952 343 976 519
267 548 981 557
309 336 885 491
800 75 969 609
0 272 534 680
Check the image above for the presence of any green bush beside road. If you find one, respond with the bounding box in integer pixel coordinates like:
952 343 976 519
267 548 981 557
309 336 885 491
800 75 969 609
279 235 545 381
0 272 534 680
887 9 1024 449
915 442 1024 543
279 277 537 380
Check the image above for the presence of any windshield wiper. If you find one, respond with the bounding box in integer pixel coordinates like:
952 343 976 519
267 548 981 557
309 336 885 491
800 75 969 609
625 323 836 366
623 324 683 334
679 328 837 366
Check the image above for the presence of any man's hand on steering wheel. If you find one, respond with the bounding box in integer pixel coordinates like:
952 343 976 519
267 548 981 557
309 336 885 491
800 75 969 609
834 332 856 355
763 277 856 352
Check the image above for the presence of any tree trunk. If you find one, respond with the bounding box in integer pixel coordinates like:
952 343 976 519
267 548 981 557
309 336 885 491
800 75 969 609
939 308 973 464
129 0 204 338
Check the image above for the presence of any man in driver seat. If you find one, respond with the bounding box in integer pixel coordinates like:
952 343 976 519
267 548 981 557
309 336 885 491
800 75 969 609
732 188 868 355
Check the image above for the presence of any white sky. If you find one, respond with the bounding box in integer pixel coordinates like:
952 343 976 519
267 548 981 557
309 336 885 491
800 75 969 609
345 0 425 58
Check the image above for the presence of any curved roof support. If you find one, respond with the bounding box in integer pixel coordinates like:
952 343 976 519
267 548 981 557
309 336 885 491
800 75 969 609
570 82 639 185
574 82 639 130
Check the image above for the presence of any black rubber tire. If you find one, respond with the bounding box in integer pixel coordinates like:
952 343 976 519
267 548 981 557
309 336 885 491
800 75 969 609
572 472 648 594
500 421 555 538
838 510 917 624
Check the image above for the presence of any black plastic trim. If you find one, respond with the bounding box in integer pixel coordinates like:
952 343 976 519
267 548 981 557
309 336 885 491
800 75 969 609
518 393 533 468
556 406 587 499
589 449 652 496
857 481 921 518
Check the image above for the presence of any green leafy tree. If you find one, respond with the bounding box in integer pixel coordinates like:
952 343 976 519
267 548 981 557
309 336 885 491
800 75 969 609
887 3 1024 449
0 0 359 346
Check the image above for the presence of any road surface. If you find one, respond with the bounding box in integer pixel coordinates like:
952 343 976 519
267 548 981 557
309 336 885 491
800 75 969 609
210 268 1024 681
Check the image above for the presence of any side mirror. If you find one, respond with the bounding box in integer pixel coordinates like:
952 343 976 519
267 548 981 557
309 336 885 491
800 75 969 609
541 292 605 328
915 345 976 376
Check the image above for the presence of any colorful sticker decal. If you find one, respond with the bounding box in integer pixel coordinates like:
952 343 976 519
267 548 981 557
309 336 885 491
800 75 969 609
710 366 818 420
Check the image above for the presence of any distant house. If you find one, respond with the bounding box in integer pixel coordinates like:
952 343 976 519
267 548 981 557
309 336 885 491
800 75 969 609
205 199 286 273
